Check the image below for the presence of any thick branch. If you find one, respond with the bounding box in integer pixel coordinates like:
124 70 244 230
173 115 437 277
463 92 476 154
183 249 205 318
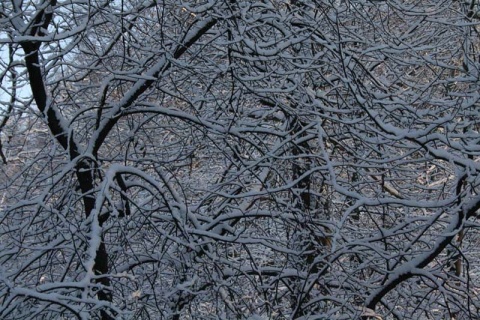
21 43 77 155
91 17 218 156
365 205 475 311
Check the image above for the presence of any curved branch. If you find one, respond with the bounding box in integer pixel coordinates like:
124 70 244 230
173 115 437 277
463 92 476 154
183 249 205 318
364 182 480 311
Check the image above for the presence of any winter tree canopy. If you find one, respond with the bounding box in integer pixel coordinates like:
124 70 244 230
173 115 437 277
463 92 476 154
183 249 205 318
1 0 480 319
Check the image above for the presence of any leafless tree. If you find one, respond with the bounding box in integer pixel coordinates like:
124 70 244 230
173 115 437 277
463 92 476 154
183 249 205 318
1 0 480 319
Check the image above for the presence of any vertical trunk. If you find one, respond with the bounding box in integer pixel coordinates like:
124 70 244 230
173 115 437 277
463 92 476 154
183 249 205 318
22 43 112 319
288 115 330 318
96 241 113 320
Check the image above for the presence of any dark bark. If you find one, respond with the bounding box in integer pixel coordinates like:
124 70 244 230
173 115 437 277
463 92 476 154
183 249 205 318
22 41 111 319
92 18 218 157
21 11 218 320
96 241 114 320
363 174 473 315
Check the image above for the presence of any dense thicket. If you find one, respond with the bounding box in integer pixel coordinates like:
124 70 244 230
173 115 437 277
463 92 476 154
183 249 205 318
1 1 480 319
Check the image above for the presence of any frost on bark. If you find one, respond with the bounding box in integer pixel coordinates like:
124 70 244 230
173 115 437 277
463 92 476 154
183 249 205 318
1 0 480 319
